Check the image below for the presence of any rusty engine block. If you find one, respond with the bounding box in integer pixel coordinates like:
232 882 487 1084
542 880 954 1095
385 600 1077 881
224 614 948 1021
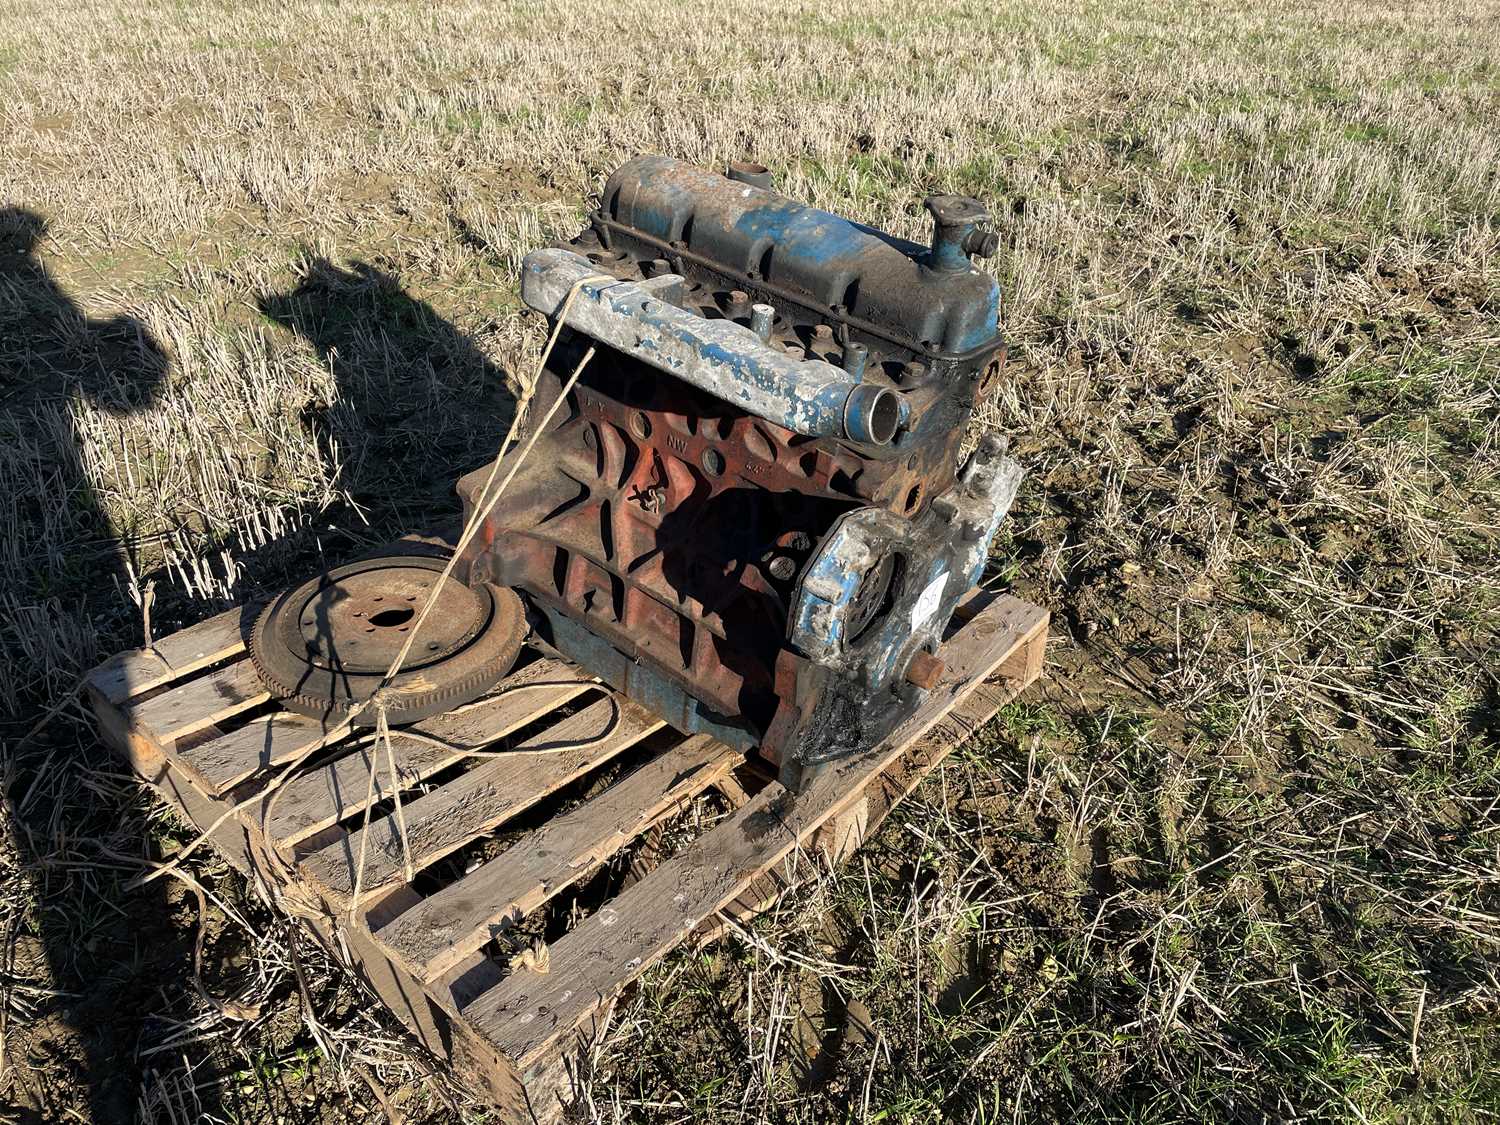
457 156 1022 786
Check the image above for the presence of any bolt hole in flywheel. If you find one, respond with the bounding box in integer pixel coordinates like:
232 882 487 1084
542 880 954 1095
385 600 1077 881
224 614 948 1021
248 555 526 727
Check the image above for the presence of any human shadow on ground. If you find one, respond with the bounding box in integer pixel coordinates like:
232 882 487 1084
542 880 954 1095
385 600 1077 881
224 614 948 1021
257 256 519 545
0 205 185 1122
0 232 520 1122
0 206 169 598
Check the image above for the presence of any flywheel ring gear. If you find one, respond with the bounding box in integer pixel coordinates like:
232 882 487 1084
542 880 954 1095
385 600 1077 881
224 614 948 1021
248 555 526 727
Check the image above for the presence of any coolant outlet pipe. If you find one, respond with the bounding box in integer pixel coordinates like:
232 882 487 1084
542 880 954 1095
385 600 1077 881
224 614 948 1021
521 248 902 445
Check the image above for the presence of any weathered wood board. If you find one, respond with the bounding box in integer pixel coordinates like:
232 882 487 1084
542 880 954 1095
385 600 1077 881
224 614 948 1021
87 582 1048 1123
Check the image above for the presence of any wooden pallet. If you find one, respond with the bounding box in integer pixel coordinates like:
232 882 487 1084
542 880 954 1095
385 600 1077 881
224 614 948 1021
86 582 1047 1123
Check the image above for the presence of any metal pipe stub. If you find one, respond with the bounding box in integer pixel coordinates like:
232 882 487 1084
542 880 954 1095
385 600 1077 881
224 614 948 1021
247 555 526 727
725 160 775 190
844 383 904 445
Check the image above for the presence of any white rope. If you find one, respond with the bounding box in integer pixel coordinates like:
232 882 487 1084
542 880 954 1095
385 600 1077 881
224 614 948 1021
130 273 609 893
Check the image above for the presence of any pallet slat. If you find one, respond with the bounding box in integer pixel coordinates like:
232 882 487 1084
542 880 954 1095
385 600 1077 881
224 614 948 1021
86 604 254 706
461 594 1047 1068
300 696 668 900
263 659 594 847
179 711 327 795
129 660 270 744
378 733 740 982
707 663 1040 941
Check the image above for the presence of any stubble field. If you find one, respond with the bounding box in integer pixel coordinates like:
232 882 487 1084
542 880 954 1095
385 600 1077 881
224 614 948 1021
2 0 1498 1121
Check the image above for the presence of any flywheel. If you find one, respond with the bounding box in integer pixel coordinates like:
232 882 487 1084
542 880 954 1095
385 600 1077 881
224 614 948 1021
248 555 526 727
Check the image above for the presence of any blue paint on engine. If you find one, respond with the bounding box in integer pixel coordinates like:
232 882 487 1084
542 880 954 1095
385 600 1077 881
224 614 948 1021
522 248 886 440
603 156 1002 357
730 199 879 266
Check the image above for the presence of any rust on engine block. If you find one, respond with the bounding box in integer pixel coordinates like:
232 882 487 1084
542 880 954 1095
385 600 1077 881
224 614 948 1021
457 156 1021 784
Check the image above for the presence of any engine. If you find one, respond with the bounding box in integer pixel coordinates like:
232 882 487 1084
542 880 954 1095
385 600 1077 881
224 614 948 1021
456 156 1023 787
